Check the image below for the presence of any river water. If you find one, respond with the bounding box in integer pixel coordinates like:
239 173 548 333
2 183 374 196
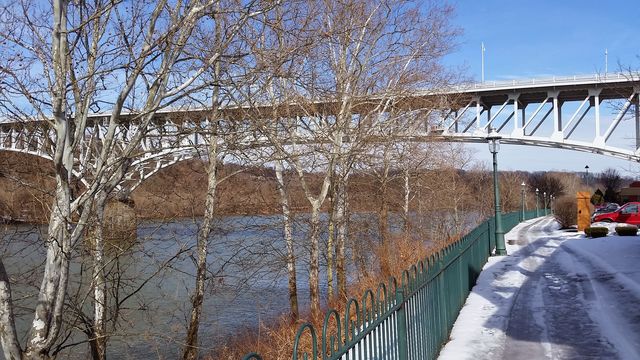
1 211 478 358
1 215 377 359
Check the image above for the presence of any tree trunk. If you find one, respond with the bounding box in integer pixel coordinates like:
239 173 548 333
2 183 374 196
309 205 322 317
326 184 335 300
89 195 108 360
403 168 410 236
335 173 348 299
182 148 217 360
275 160 299 321
0 259 22 360
182 76 220 360
378 149 391 277
26 211 70 359
24 0 73 357
378 182 390 276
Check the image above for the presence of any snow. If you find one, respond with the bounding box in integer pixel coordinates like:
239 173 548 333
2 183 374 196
437 217 640 360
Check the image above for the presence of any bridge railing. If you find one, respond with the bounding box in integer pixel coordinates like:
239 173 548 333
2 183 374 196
457 72 636 91
242 209 547 360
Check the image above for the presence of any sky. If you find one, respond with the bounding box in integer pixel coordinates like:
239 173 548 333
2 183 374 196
441 0 640 177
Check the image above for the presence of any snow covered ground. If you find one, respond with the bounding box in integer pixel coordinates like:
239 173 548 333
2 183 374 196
438 216 640 360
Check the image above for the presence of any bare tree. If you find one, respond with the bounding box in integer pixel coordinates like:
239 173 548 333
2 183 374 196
528 172 565 208
599 168 624 203
179 1 282 357
0 1 244 358
499 172 528 213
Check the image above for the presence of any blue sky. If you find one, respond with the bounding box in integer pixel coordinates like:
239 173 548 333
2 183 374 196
442 0 640 176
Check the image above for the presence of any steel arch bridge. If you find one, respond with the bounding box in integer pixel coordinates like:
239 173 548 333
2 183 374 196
1 73 639 191
424 73 640 161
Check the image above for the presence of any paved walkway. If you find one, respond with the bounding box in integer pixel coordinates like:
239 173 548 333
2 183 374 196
438 217 640 360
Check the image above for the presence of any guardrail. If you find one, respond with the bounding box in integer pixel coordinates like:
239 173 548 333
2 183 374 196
459 72 637 92
243 209 545 360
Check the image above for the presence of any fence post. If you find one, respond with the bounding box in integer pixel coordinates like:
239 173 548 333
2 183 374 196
487 220 493 256
395 289 409 360
241 353 263 360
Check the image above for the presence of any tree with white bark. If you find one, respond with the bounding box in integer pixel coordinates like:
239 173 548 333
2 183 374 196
0 1 254 358
243 0 459 314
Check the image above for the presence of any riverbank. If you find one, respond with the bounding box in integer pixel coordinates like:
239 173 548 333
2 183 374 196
0 153 416 223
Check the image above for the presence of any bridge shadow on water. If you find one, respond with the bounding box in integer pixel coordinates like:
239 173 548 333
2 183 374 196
458 220 634 360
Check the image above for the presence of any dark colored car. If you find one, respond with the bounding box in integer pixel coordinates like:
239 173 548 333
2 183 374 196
592 202 640 225
592 203 620 218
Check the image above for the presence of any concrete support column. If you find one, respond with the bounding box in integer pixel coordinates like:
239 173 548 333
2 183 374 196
549 91 562 140
510 93 522 136
594 90 604 147
474 96 482 130
454 110 459 132
521 105 527 135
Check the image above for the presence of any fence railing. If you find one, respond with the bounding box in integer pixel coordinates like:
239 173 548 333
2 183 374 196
243 210 546 360
460 72 637 91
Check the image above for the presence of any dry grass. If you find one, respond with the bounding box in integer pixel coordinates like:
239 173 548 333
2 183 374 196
0 152 54 223
554 196 577 229
208 232 456 359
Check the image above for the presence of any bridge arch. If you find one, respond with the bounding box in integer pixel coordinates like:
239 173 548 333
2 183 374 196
428 133 640 162
2 73 639 195
424 73 640 162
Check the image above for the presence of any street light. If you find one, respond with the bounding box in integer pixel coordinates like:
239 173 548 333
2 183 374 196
481 42 486 83
487 128 506 256
535 188 539 217
521 181 526 221
585 165 590 184
543 191 547 216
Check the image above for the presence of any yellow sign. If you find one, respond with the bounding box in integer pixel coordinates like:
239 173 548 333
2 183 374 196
577 191 592 231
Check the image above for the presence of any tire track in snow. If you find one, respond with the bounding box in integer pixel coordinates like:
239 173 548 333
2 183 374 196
503 218 621 359
559 244 640 359
503 217 559 359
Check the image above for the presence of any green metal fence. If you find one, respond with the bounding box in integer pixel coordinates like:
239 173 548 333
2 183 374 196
243 210 546 360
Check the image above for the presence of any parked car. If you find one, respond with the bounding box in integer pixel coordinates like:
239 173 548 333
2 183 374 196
592 203 620 218
592 202 640 225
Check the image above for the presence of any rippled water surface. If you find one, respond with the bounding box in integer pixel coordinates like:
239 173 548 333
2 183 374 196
1 210 475 358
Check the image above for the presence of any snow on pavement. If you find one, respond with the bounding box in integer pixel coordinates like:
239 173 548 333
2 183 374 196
437 217 640 360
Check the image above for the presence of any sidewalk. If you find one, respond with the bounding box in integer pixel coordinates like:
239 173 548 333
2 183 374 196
437 217 640 360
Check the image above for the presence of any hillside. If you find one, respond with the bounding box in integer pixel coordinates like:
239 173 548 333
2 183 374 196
0 153 403 222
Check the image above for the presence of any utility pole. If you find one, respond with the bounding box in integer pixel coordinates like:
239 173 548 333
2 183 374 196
481 42 486 83
585 165 590 185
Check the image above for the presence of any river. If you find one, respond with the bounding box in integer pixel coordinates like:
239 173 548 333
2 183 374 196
1 214 377 359
1 210 479 358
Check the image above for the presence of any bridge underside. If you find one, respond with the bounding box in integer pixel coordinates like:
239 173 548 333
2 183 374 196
1 74 639 192
425 74 640 162
430 134 640 162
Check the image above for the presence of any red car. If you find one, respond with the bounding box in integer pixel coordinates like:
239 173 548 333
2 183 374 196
592 202 640 225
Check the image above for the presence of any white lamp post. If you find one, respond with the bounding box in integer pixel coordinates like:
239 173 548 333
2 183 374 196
535 188 540 217
521 182 526 221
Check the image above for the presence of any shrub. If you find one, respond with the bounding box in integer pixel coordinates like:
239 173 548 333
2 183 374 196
585 226 608 238
554 196 577 229
615 225 638 236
